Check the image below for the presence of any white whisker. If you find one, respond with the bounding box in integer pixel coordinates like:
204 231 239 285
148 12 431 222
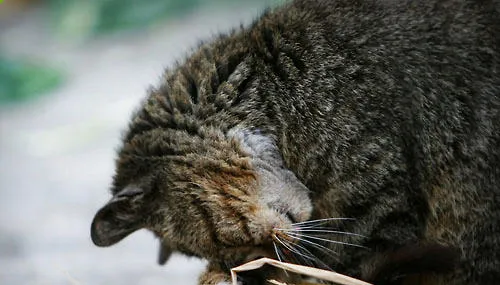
291 217 355 226
273 241 283 262
275 235 321 270
285 237 333 271
286 232 368 249
280 228 366 238
284 232 339 256
275 235 316 262
272 239 289 277
274 236 301 266
274 234 287 249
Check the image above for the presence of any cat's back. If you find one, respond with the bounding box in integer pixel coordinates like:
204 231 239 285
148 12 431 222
244 1 500 282
253 0 500 182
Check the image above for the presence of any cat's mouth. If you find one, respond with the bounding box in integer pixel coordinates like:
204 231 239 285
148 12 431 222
222 247 297 285
217 245 276 269
243 248 276 263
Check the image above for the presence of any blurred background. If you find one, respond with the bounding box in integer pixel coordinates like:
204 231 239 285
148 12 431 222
0 0 285 284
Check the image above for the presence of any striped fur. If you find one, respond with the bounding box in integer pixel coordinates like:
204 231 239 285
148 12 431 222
91 0 500 284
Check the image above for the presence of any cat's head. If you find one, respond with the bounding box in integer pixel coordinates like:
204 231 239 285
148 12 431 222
90 112 312 266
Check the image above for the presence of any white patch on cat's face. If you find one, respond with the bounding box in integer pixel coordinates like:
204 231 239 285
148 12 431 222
227 128 312 223
227 128 276 158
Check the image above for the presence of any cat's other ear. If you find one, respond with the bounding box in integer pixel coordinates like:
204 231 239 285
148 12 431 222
91 185 146 247
158 241 173 265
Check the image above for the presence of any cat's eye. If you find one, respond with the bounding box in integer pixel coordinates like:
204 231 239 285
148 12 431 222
285 212 297 224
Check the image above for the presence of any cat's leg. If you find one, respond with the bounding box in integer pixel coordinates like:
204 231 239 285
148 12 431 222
361 242 460 285
199 262 238 285
198 261 299 285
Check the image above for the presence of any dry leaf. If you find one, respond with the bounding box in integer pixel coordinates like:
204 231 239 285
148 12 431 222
268 279 322 285
231 258 372 285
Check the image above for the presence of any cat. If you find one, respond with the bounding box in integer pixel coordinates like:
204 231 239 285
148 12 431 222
90 0 500 284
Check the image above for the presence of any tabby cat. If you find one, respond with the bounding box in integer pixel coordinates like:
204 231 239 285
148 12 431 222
90 0 500 284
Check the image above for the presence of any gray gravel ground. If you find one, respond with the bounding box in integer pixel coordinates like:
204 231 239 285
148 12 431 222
0 3 271 284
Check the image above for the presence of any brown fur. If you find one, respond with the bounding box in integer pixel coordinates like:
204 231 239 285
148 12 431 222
91 0 500 284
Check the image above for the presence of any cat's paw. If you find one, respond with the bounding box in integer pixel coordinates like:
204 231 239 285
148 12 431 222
199 262 235 285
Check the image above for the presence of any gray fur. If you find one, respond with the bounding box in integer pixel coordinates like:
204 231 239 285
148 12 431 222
91 0 500 284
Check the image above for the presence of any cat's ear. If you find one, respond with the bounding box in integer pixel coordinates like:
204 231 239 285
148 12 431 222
91 185 146 247
158 241 173 265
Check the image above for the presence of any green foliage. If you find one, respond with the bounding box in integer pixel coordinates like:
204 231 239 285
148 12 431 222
49 0 287 39
0 57 63 104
